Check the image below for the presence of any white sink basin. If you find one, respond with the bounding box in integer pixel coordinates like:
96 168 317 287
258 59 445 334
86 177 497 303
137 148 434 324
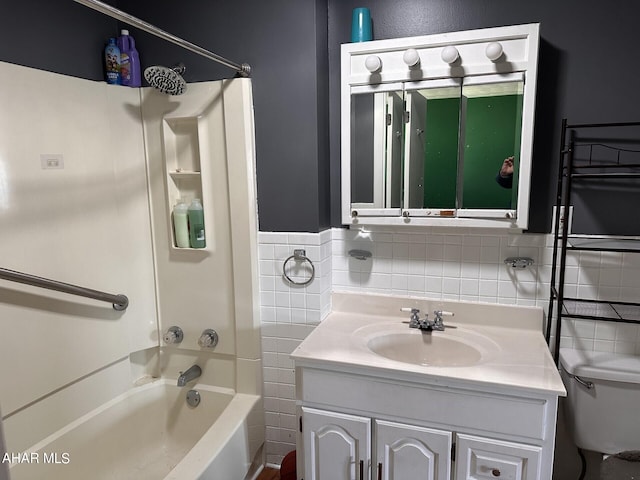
291 293 566 395
365 327 498 367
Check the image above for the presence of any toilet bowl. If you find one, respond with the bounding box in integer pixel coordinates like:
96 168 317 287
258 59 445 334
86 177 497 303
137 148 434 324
559 348 640 455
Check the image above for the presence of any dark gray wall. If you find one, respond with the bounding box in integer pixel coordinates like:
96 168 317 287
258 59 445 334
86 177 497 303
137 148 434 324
0 0 117 80
2 1 639 233
115 0 330 232
1 0 329 233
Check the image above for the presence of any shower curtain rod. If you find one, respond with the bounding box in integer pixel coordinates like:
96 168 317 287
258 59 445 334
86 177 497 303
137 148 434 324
73 0 251 77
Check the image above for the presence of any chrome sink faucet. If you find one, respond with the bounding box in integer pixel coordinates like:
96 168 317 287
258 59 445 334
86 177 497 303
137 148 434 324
401 308 454 331
177 364 202 387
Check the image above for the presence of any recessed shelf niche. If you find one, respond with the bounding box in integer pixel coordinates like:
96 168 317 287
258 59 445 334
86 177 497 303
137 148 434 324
162 116 207 251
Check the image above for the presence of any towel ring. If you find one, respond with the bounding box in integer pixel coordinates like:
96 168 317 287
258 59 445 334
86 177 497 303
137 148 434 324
283 249 315 286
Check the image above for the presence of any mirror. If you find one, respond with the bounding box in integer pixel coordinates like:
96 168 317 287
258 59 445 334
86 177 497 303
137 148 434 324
350 85 404 214
404 80 461 213
350 76 525 217
341 24 539 228
459 77 523 215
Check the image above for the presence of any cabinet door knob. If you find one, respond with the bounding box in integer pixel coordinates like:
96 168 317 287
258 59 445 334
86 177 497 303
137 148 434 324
359 459 364 479
378 462 382 480
491 468 501 477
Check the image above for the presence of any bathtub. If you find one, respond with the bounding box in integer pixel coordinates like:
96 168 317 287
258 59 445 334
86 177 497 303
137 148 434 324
9 380 262 480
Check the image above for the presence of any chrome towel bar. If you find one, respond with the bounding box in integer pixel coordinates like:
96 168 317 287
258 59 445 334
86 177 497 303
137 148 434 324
0 267 129 311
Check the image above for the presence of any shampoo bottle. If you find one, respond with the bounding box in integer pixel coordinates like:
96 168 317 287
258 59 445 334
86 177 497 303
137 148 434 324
104 38 121 85
117 30 141 87
173 199 190 248
188 199 206 248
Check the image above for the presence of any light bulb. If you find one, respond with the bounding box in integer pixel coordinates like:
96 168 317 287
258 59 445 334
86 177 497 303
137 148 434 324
403 48 420 67
364 55 382 73
485 42 503 61
441 45 459 64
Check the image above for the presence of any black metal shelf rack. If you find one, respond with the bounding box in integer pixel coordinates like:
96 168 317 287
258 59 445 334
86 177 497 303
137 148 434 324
547 119 640 362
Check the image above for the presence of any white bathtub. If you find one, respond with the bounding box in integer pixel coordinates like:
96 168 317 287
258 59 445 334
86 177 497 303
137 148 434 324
9 380 262 480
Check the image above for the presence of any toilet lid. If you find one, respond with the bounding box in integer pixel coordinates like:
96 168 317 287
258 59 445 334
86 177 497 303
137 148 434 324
559 348 640 384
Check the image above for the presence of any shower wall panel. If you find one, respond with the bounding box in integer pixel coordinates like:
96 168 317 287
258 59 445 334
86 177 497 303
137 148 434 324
141 79 262 389
0 62 157 435
141 82 236 356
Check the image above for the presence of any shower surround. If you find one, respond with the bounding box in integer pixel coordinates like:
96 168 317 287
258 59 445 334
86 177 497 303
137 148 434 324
0 61 263 479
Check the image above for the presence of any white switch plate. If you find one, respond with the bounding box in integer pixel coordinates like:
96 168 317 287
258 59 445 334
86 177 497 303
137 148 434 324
40 154 64 170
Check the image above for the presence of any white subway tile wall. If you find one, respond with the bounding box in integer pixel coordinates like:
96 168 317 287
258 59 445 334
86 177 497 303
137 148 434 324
258 227 640 465
559 249 640 353
259 231 332 464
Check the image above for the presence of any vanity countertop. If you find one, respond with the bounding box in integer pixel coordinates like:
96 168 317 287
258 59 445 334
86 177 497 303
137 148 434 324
291 292 566 397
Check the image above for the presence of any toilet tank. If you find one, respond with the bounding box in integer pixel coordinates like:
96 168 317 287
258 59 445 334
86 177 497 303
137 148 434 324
559 348 640 454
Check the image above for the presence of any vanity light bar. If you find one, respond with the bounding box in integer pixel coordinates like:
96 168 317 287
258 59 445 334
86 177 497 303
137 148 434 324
342 23 538 85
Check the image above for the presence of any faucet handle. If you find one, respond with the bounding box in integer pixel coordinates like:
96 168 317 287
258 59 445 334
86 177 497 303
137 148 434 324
433 310 454 327
401 307 423 328
163 326 184 344
400 307 420 318
198 329 219 348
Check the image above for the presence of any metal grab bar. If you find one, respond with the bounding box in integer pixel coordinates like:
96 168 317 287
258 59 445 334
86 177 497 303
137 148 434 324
0 267 129 311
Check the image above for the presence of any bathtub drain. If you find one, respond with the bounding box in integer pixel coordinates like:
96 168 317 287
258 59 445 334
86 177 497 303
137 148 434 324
186 389 201 407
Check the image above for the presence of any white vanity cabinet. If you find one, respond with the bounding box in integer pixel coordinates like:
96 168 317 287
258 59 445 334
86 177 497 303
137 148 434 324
292 293 565 480
302 407 371 480
296 368 555 480
455 434 541 480
376 419 452 480
303 407 452 480
301 405 543 480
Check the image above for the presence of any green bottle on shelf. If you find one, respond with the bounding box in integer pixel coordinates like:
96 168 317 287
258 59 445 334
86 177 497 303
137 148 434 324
188 198 206 248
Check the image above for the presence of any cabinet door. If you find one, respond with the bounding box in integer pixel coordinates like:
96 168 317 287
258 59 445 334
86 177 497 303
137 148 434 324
375 420 452 480
455 433 542 480
303 407 372 480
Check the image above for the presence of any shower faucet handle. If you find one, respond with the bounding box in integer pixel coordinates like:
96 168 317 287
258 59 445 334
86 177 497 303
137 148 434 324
163 326 184 344
198 329 219 348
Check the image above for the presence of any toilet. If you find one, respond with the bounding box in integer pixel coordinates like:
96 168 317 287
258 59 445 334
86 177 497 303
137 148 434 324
559 347 640 478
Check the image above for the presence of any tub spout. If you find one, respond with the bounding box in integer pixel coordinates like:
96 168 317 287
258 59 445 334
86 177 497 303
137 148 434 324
177 365 202 387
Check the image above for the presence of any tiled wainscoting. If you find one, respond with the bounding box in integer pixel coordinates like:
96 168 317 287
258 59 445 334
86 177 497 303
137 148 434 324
258 227 640 465
258 231 332 465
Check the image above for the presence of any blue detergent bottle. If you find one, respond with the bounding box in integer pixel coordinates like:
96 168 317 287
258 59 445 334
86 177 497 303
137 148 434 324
104 38 121 85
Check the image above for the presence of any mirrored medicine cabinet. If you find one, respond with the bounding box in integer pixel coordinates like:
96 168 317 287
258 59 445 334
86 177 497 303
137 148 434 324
341 23 540 229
